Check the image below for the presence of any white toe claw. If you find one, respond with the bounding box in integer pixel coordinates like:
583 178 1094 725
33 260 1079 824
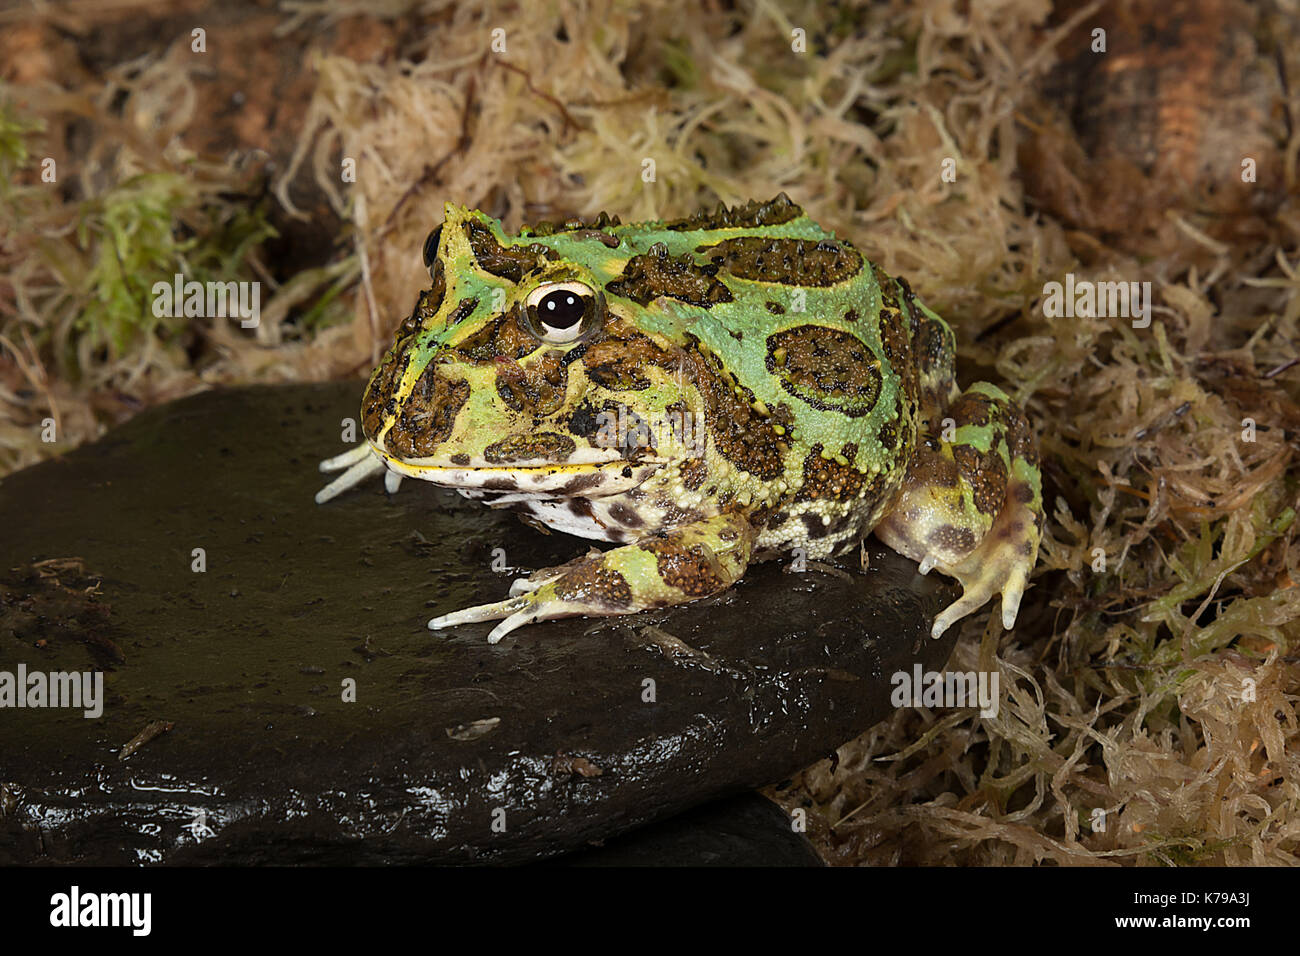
487 610 535 644
428 596 531 630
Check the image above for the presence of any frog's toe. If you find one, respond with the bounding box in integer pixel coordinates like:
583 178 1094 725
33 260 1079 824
928 542 1031 639
319 442 373 473
316 443 386 503
428 595 530 629
429 588 592 644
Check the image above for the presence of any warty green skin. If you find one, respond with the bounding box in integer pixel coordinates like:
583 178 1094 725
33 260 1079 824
316 195 1044 644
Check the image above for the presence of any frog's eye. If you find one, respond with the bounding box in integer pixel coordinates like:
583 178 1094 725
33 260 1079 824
523 281 604 344
422 224 443 275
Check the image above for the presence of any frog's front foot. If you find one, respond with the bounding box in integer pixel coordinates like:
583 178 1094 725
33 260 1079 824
315 443 401 503
875 382 1044 639
429 513 756 643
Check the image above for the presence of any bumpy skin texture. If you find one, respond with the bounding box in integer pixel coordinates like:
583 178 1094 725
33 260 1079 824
317 195 1043 643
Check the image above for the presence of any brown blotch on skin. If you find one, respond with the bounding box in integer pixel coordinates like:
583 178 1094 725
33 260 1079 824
1014 481 1036 505
524 210 623 236
495 349 569 416
553 561 633 608
362 336 416 441
399 266 447 337
897 275 922 325
450 453 471 465
844 308 859 323
607 243 734 308
566 400 605 439
801 512 830 539
680 456 708 491
796 442 866 502
455 306 537 362
648 540 727 597
928 524 978 555
483 432 577 464
657 500 704 527
876 307 908 364
571 229 621 248
906 439 961 489
561 472 604 496
686 345 786 480
765 300 786 315
948 391 1004 428
700 236 863 287
952 444 1008 516
608 501 645 528
582 318 682 390
1006 410 1040 467
878 305 920 410
464 219 557 282
664 193 803 232
874 265 901 314
766 325 882 417
482 477 518 491
569 498 595 517
915 318 957 402
384 371 470 459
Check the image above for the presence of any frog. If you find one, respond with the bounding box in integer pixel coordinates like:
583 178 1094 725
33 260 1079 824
316 194 1043 645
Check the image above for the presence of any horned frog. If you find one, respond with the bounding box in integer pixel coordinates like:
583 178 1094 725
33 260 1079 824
317 195 1043 644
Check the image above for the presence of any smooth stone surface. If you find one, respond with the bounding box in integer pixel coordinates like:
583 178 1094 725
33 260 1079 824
0 383 958 865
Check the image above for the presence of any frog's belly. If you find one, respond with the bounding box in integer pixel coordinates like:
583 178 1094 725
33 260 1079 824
460 482 883 560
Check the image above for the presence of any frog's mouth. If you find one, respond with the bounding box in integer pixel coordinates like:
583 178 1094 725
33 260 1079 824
315 442 666 504
382 449 666 498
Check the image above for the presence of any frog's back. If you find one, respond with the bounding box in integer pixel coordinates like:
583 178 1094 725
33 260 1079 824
581 198 933 559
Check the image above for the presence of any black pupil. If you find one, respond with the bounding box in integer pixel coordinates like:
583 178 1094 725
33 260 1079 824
539 290 586 329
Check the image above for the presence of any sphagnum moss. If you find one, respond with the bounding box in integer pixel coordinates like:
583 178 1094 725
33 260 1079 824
3 0 1299 866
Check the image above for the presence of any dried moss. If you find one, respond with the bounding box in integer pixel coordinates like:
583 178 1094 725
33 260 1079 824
4 0 1299 866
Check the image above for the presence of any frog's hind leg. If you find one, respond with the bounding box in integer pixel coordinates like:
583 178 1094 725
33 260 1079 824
429 511 756 643
874 382 1043 638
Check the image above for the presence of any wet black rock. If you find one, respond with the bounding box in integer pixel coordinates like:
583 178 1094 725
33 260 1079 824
553 792 823 866
0 383 958 864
